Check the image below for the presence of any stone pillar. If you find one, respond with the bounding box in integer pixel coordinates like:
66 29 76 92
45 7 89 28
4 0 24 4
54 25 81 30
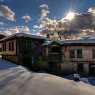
83 64 89 74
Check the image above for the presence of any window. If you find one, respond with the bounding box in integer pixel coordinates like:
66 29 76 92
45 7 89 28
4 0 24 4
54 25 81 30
2 43 4 51
29 40 32 48
50 46 61 53
9 42 11 51
24 39 32 49
92 49 95 58
69 49 75 58
8 42 14 51
11 42 14 51
2 43 6 51
77 49 83 58
69 49 83 58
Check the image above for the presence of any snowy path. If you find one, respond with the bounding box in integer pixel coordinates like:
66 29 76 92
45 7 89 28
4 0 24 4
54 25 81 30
0 59 95 95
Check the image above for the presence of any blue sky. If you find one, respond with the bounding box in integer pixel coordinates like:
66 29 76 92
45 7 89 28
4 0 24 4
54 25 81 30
0 0 95 32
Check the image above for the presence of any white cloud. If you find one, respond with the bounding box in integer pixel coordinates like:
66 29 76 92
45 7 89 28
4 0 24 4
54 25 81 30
22 15 31 21
40 4 49 18
40 4 49 9
33 25 40 29
0 5 16 21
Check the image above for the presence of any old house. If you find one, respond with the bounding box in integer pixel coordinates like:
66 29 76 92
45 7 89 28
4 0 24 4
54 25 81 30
44 39 95 75
1 32 95 75
0 33 45 70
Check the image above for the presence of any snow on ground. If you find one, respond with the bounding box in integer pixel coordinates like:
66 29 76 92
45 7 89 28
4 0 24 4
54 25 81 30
0 59 95 95
65 74 95 86
0 59 17 69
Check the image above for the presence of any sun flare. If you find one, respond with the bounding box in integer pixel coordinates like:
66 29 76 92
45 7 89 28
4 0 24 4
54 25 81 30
65 12 75 21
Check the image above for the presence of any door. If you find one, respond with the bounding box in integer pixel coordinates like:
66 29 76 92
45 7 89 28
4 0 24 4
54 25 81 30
77 63 83 73
48 46 62 63
89 64 95 75
23 56 32 69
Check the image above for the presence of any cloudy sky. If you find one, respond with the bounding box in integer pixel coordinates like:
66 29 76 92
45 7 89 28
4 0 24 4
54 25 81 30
0 0 95 32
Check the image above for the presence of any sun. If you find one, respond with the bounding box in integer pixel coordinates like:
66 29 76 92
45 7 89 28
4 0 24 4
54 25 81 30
65 12 75 21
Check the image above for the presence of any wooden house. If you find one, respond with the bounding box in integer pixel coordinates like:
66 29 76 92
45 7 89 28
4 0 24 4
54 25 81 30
43 39 95 75
0 33 45 70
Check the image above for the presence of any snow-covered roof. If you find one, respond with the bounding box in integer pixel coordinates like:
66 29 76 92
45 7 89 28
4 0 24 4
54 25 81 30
0 32 46 41
43 39 95 46
62 39 95 45
0 32 7 36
